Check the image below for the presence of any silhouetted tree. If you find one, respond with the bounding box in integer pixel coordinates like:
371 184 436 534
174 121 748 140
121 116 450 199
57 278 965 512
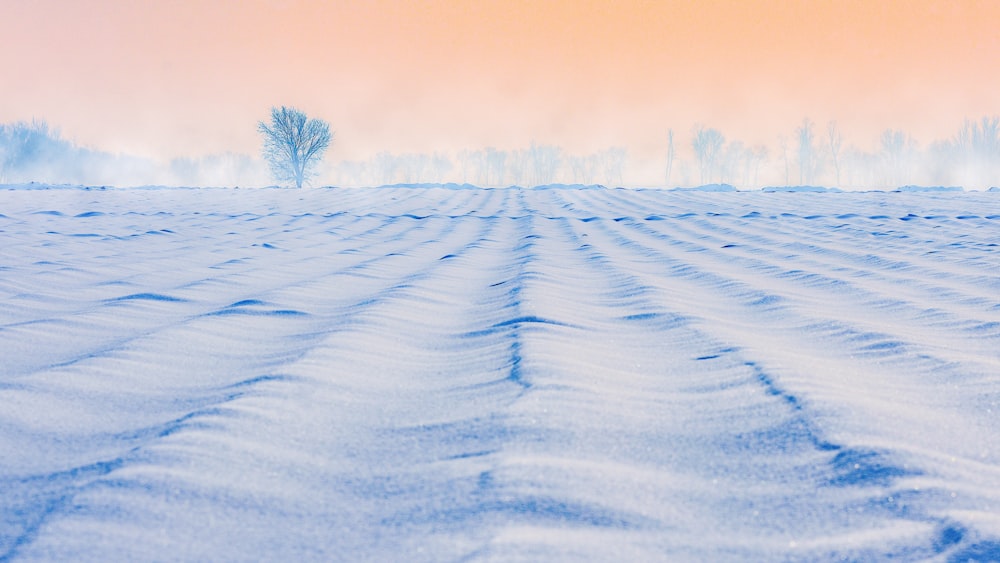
529 143 562 185
879 129 913 187
469 150 488 185
568 155 589 184
827 121 843 187
796 118 816 184
430 152 453 183
507 149 529 186
600 146 627 186
952 116 1000 188
373 151 399 185
748 145 768 187
778 135 790 185
258 106 332 188
399 153 431 183
665 129 675 187
692 125 724 184
484 147 507 185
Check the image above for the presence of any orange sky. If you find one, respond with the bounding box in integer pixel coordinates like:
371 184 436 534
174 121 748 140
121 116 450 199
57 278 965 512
3 0 998 178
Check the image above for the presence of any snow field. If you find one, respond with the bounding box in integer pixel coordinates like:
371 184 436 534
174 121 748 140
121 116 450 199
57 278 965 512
1 185 999 561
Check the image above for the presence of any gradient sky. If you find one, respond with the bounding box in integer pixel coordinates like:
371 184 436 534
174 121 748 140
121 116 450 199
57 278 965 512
3 0 998 175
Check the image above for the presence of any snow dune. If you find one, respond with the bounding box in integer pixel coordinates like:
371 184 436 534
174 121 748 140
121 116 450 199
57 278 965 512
1 185 999 561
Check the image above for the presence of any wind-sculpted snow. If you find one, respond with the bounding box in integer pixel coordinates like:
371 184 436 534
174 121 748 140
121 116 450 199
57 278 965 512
1 185 999 561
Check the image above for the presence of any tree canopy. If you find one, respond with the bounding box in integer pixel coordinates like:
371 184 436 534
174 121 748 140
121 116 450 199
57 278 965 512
258 106 332 188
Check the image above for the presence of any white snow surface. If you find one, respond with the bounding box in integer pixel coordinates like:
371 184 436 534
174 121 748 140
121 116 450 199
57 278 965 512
1 184 999 561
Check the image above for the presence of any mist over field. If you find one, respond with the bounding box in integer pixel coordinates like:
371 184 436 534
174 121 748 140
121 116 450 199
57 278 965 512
3 116 1000 190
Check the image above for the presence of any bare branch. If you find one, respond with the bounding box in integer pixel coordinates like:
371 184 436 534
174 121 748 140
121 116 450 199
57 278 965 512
258 106 332 188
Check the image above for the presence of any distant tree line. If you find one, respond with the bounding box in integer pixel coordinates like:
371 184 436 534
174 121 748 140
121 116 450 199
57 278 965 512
331 115 996 189
680 116 1000 190
0 120 266 187
3 114 1000 189
332 144 627 187
0 120 102 184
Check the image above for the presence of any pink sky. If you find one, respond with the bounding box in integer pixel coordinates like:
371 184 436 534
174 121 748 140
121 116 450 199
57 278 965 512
3 0 998 180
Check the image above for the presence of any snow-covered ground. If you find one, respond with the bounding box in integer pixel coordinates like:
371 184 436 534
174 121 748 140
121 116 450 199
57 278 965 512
1 184 999 561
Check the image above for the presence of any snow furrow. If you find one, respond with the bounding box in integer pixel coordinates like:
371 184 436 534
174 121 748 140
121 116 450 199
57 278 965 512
1 185 998 561
575 191 1000 559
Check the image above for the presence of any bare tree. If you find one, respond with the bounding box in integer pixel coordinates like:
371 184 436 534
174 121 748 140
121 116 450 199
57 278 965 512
374 152 399 185
879 129 912 187
692 125 725 184
600 146 627 186
748 145 768 188
796 118 815 185
456 150 474 184
952 116 1000 188
778 135 790 185
399 153 430 183
568 155 593 184
454 149 491 185
430 152 453 183
827 121 843 187
568 156 584 184
258 106 332 188
484 147 507 185
507 149 529 186
529 143 562 185
469 150 488 185
665 129 675 187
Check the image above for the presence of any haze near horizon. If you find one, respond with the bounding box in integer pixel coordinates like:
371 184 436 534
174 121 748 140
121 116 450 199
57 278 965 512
2 0 998 186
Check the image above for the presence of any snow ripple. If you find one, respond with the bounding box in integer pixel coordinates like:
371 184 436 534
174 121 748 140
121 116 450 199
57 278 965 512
0 186 998 561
